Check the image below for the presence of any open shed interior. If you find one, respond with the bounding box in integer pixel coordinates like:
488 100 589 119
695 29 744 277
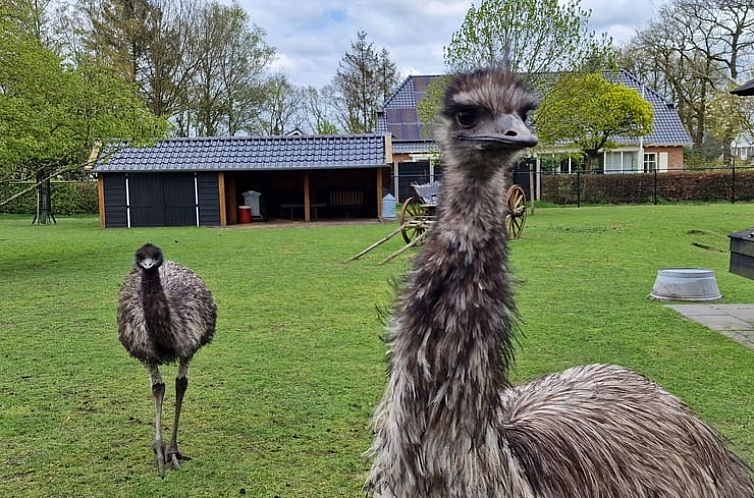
225 168 386 222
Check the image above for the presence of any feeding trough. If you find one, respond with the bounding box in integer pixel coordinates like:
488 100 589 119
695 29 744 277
649 268 722 302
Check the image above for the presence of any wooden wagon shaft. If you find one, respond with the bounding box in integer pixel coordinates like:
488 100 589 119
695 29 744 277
344 225 405 263
379 230 429 265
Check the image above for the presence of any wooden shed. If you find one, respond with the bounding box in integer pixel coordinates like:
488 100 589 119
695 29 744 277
94 134 392 228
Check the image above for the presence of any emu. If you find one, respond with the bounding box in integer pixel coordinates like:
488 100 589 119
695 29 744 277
118 243 216 477
366 68 754 498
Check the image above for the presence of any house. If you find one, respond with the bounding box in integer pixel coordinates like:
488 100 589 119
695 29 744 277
377 70 693 201
94 134 392 228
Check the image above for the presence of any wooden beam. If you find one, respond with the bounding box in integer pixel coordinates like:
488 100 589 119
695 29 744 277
218 172 227 226
304 171 311 222
384 134 393 164
97 175 105 228
227 174 237 224
376 168 383 219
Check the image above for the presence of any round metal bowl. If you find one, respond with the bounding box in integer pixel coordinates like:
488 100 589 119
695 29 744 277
649 268 722 301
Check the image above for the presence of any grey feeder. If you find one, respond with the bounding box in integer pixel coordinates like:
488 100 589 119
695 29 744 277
649 268 722 302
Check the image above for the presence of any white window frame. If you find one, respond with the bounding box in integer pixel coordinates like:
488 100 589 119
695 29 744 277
643 152 657 173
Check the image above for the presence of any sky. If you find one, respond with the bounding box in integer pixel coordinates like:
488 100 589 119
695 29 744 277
236 0 669 89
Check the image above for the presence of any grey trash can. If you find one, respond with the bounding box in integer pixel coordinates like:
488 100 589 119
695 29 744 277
242 190 261 218
382 193 397 220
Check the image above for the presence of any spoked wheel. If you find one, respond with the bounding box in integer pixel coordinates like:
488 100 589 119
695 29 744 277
400 196 431 244
505 184 527 239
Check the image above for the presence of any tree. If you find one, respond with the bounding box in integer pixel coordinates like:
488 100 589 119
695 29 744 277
621 0 754 159
252 73 303 135
444 0 613 90
301 85 340 135
535 72 653 169
0 17 167 224
189 1 273 136
333 30 399 133
80 0 203 118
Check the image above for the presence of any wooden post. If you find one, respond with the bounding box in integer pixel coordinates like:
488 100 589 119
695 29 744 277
97 175 105 228
218 172 227 226
304 171 311 222
377 168 383 220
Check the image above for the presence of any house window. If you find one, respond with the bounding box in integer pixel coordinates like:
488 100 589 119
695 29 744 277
644 153 657 172
604 151 638 173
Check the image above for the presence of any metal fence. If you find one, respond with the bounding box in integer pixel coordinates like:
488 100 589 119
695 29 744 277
389 163 754 206
537 165 754 206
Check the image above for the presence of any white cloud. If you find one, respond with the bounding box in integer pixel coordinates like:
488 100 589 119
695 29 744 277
235 0 668 88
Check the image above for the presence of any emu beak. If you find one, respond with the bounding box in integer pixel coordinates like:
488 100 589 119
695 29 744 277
465 113 538 149
140 258 157 269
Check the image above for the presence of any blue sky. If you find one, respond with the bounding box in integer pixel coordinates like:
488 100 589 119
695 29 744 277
237 0 669 89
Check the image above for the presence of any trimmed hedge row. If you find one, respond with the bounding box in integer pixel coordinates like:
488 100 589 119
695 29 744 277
0 181 99 214
541 169 754 204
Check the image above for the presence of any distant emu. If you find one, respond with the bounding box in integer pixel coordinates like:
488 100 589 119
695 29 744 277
366 68 754 497
118 243 216 477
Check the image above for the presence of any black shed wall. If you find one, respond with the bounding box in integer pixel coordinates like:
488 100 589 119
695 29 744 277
101 172 220 228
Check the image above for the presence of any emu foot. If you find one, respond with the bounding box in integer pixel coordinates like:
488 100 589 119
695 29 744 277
152 441 166 478
166 445 192 469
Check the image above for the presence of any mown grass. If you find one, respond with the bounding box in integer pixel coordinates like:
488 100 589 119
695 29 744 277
2 203 754 497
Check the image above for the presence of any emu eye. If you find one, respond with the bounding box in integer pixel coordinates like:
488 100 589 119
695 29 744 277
456 109 479 128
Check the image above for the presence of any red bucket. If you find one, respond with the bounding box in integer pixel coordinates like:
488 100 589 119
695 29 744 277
238 206 252 223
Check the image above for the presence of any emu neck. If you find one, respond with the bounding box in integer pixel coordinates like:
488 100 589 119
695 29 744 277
140 269 173 349
394 161 516 432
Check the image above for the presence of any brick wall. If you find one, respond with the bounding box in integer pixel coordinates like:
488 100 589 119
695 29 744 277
644 146 684 170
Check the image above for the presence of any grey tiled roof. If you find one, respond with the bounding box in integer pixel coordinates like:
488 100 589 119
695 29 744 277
95 134 388 173
611 70 692 146
732 77 754 96
379 70 693 155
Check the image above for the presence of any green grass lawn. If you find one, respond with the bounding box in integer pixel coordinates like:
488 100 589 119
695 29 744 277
3 203 754 497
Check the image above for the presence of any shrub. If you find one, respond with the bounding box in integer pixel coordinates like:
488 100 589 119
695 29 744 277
541 169 754 204
0 181 98 214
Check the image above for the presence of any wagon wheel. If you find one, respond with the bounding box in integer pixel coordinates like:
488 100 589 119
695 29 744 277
505 184 527 239
400 196 429 244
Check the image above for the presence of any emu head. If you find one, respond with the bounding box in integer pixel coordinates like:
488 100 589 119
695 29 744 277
135 243 164 272
437 68 538 175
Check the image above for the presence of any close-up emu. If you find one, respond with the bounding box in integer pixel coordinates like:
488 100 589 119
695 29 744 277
117 243 216 478
366 68 754 497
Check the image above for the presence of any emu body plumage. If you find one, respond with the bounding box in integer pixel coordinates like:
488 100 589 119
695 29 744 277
366 69 753 498
118 243 216 477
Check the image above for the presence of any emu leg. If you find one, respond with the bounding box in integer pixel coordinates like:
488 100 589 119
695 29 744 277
167 358 192 469
148 364 166 478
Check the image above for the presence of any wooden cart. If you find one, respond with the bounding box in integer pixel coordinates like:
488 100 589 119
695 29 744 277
399 182 528 245
346 181 529 264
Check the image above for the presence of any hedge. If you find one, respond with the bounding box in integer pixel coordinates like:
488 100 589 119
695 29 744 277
541 169 754 205
0 181 99 214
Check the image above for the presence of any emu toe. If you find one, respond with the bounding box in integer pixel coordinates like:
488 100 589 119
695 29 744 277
152 440 166 478
167 445 192 469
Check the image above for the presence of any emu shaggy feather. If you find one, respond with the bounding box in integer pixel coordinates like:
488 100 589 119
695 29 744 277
118 260 215 364
117 244 216 477
366 68 754 498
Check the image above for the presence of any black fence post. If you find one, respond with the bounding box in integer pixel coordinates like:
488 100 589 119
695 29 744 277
732 163 736 204
653 167 658 205
576 169 581 208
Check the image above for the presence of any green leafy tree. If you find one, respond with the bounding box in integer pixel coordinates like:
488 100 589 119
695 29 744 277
444 0 613 89
0 18 167 224
535 72 653 169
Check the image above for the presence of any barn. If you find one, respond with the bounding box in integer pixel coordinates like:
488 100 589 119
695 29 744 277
94 134 392 228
